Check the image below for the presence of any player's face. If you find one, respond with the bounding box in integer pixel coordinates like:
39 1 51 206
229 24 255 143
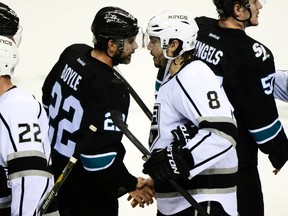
117 36 138 64
147 36 167 68
248 0 263 26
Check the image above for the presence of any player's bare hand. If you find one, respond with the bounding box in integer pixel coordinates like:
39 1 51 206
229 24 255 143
128 177 155 208
137 177 154 191
273 168 281 175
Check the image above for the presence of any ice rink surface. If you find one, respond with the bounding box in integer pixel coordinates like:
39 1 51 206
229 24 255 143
2 0 288 215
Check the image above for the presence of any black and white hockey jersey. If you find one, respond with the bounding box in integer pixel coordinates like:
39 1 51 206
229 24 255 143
42 44 137 209
194 16 288 169
149 60 238 215
0 86 56 215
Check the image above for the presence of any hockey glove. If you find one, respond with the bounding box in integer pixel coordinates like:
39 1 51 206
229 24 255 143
268 141 288 169
143 143 194 182
258 131 288 169
171 122 198 146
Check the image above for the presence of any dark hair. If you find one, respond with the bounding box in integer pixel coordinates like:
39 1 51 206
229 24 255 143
213 0 250 19
171 39 194 65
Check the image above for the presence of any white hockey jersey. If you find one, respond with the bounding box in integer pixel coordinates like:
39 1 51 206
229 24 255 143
149 60 238 215
0 86 56 216
274 70 288 102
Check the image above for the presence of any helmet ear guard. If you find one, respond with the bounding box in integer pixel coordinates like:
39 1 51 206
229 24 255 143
0 36 19 77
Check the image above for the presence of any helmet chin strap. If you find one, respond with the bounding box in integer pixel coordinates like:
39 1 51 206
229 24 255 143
163 48 185 61
104 50 122 66
162 59 173 84
106 39 125 66
161 48 185 83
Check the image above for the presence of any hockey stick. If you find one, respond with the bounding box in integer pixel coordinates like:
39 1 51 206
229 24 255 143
113 67 153 121
38 125 97 216
110 110 209 216
111 110 150 161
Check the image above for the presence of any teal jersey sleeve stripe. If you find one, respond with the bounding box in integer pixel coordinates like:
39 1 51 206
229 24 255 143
249 120 282 144
80 152 117 171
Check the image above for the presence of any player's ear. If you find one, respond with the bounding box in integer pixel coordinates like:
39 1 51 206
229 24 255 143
233 2 243 17
167 39 180 57
107 39 118 56
170 39 180 51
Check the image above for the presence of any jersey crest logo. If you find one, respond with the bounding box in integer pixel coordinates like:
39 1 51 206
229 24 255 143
253 43 270 62
149 103 160 148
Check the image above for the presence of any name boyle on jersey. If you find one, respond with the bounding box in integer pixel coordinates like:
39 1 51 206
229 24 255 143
60 64 82 91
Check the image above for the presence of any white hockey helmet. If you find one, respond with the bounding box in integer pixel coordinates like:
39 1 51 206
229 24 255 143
146 10 199 52
0 35 19 76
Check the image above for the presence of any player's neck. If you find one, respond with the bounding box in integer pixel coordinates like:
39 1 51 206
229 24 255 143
91 50 113 68
218 18 246 31
0 76 13 96
170 57 184 76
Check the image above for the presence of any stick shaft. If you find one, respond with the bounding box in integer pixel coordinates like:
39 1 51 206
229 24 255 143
38 158 76 215
111 110 150 160
168 179 209 216
113 67 153 121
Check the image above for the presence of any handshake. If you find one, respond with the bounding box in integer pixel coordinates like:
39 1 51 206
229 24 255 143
127 122 198 208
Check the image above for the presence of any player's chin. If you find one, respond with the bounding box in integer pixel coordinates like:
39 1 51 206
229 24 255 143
121 57 132 65
250 21 259 26
154 62 162 68
251 17 260 26
120 55 131 64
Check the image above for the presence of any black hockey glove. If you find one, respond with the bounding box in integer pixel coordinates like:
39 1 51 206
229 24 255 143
171 122 198 146
143 143 194 182
268 141 288 169
258 130 288 169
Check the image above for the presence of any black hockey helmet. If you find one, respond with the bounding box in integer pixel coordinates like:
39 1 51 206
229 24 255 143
213 0 250 17
91 6 139 46
0 2 19 36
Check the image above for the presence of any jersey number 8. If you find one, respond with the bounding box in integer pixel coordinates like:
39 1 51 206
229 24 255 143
207 91 220 109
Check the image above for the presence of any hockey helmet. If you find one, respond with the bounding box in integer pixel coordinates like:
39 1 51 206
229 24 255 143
91 6 139 44
0 2 19 36
0 2 22 47
146 10 198 53
0 36 19 76
213 0 250 17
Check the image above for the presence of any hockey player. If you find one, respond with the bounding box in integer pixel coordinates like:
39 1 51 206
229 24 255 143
192 0 288 215
274 70 288 102
0 3 57 216
42 6 154 216
142 10 238 216
0 4 58 215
